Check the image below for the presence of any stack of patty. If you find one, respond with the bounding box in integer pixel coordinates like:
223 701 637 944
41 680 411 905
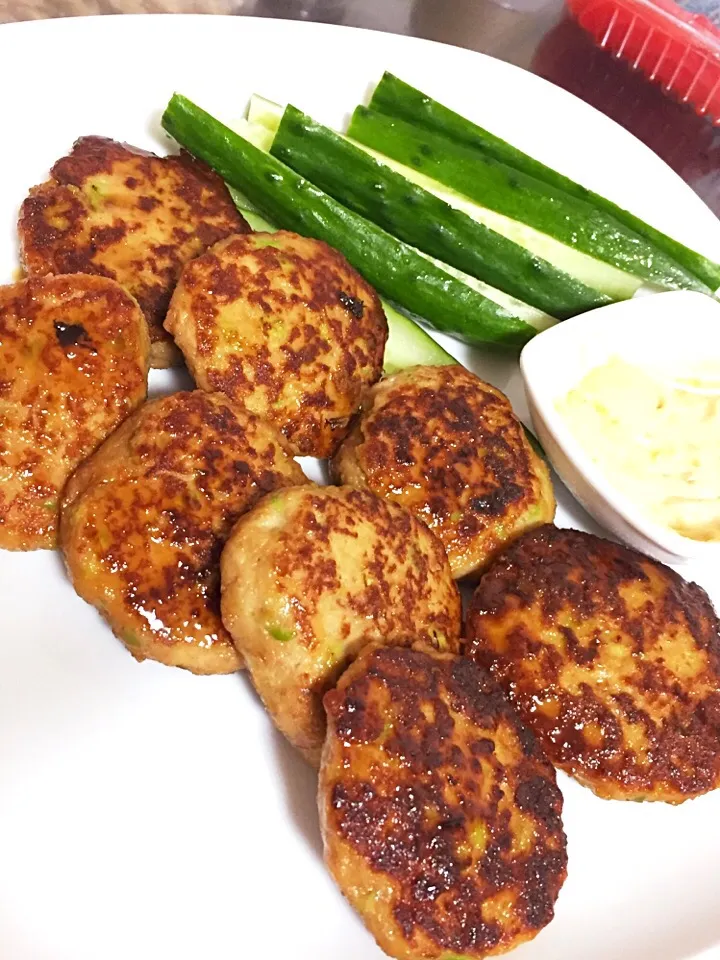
219 485 569 960
4 135 389 674
3 135 251 557
18 136 249 368
4 129 571 957
4 130 719 960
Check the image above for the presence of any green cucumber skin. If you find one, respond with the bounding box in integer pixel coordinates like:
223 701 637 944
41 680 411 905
271 106 609 320
349 106 711 295
370 73 720 292
162 95 535 350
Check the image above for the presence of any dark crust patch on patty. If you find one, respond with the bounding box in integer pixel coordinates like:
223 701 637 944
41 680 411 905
320 643 567 959
466 524 720 802
267 487 461 645
18 136 248 363
331 364 554 578
220 485 462 761
164 231 387 456
60 390 306 674
0 274 149 550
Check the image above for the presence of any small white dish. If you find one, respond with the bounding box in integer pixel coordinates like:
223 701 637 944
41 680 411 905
521 289 720 564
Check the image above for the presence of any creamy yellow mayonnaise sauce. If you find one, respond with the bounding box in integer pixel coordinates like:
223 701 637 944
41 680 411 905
557 355 720 542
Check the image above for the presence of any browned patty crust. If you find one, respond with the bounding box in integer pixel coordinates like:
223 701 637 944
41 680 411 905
0 274 149 550
221 485 461 762
18 136 248 367
164 231 387 456
466 525 720 803
331 364 554 578
320 643 568 960
61 391 306 674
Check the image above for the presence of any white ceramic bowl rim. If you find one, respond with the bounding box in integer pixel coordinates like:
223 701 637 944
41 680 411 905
521 290 720 561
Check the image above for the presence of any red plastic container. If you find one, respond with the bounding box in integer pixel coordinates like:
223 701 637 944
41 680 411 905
566 0 720 123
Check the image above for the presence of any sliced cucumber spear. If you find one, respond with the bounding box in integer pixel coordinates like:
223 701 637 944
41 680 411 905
242 97 542 443
229 199 276 233
232 166 544 450
246 94 556 331
228 188 458 373
248 95 641 302
348 106 712 296
380 303 458 374
247 94 284 131
162 94 537 350
243 102 557 329
270 104 610 320
369 73 720 293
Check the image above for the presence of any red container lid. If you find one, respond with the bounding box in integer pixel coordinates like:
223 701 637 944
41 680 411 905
566 0 720 123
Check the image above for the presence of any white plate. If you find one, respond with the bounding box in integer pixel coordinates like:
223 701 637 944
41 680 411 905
1 15 719 960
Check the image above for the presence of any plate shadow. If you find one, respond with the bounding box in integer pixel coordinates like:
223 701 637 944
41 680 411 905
270 726 324 862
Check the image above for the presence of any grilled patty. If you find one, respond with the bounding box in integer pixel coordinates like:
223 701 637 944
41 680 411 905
466 524 720 802
221 485 461 761
61 391 306 674
331 364 554 578
320 642 568 960
19 136 248 367
165 231 387 456
0 274 149 550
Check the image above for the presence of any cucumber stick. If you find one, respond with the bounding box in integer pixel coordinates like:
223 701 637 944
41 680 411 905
348 106 711 295
381 303 458 373
233 194 543 449
356 143 641 302
229 196 275 232
370 73 720 293
270 105 610 320
247 94 284 131
230 116 275 152
234 166 541 443
248 94 641 301
162 95 534 349
229 191 458 372
233 172 541 448
221 118 275 215
246 99 555 329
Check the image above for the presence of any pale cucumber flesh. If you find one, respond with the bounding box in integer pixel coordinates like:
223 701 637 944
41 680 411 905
248 94 639 302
